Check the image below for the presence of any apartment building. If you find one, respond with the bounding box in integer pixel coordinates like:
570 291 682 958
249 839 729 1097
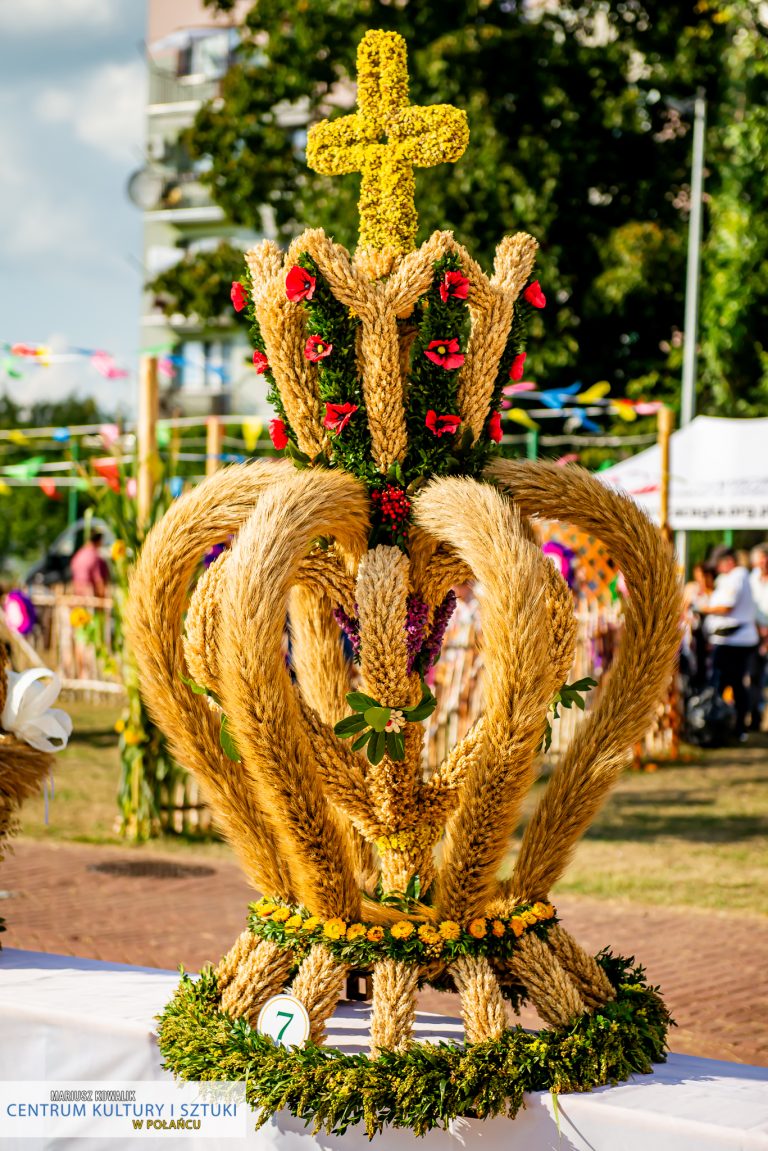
131 0 264 416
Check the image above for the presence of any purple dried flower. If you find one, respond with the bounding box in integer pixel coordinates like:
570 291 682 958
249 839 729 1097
422 590 457 670
203 543 227 568
333 605 361 659
405 595 430 673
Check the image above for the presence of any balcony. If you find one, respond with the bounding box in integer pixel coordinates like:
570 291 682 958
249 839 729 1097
148 65 221 111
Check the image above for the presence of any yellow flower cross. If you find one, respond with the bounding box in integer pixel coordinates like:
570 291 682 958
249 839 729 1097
306 29 469 254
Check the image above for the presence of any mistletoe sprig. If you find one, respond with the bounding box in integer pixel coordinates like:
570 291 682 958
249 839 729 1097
543 676 597 752
333 681 437 765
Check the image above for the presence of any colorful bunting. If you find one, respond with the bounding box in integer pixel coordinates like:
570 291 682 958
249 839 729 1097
4 456 46 479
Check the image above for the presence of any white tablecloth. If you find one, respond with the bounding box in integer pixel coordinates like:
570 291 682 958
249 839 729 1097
2 948 767 1150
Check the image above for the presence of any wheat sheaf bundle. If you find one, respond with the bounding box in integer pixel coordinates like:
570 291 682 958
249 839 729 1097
128 455 680 1051
130 27 681 1108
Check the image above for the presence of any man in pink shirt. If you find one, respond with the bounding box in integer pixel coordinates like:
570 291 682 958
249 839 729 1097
70 530 109 597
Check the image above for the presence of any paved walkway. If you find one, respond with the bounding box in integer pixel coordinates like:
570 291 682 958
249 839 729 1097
1 839 766 1066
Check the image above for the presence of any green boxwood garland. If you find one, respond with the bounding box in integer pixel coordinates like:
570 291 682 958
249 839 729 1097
157 952 671 1139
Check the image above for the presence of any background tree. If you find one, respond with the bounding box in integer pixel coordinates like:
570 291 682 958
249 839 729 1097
148 240 251 326
0 396 105 567
171 0 766 418
698 2 768 416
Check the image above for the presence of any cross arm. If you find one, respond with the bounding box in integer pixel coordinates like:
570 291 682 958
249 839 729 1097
392 106 469 167
306 113 370 176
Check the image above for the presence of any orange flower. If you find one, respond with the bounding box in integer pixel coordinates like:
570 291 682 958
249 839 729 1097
346 923 367 941
390 920 415 940
532 901 555 920
491 919 506 937
323 918 347 940
521 909 538 926
510 916 526 937
366 925 384 943
468 918 487 939
438 920 461 941
418 925 442 948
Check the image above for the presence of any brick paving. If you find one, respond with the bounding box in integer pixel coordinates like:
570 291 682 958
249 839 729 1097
1 839 766 1066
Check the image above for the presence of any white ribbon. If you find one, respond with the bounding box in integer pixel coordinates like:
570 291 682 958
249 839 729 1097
1 668 73 753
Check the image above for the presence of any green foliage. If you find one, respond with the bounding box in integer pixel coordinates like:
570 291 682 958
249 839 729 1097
334 681 436 764
698 4 768 415
187 0 766 417
148 241 250 326
157 952 671 1137
0 395 105 565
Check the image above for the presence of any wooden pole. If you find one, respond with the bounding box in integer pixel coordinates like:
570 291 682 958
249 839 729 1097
137 356 159 530
657 405 674 543
206 416 224 477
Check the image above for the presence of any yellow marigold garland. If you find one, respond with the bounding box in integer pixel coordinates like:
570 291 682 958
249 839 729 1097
249 897 556 967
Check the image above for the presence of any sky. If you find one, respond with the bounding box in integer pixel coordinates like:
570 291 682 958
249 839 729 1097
0 0 147 415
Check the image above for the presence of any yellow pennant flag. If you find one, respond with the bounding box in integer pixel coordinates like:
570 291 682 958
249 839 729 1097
507 408 540 431
611 400 637 422
7 429 30 446
242 419 263 453
577 381 611 404
0 480 10 496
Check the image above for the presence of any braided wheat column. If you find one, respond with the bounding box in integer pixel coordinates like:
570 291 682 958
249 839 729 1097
370 959 419 1054
546 924 615 1008
452 955 507 1044
508 932 586 1029
291 945 350 1044
219 938 295 1025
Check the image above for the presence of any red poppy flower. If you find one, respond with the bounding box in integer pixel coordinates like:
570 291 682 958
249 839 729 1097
439 270 469 303
304 335 333 362
324 402 358 434
488 411 503 443
269 419 288 450
523 280 546 308
424 338 465 370
285 265 316 302
425 410 461 437
231 281 247 312
252 350 269 375
509 352 527 381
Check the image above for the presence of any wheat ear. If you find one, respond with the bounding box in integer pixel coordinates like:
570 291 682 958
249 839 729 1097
126 461 296 898
414 478 557 923
217 468 369 920
488 460 682 902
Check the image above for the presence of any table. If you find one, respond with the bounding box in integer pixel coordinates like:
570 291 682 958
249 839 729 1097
2 948 767 1150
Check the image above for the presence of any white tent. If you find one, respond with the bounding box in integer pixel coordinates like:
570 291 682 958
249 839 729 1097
601 415 768 530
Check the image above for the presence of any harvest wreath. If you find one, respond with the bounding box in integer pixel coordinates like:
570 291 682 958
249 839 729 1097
128 27 682 1139
157 953 670 1137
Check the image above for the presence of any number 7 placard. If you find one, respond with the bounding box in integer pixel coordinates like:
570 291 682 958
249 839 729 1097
256 993 311 1048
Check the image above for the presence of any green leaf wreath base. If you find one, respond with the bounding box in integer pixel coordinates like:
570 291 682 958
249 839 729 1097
157 952 672 1139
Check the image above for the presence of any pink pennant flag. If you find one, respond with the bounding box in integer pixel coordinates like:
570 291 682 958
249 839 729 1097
502 381 537 397
91 351 129 380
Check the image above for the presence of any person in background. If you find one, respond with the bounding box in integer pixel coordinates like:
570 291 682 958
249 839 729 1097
749 543 768 731
682 561 716 692
697 545 758 740
70 530 109 598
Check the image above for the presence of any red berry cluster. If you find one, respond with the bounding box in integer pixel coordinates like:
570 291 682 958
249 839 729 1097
371 484 411 526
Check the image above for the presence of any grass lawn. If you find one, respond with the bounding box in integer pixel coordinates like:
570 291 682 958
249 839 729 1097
19 701 768 915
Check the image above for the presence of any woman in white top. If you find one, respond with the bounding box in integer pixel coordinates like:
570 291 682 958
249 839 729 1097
749 543 768 730
697 546 758 738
